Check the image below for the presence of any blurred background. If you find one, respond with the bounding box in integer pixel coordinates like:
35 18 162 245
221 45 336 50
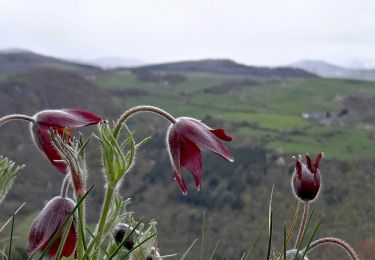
0 0 375 259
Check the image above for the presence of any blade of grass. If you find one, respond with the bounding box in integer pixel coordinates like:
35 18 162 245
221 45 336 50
283 225 287 260
120 234 156 259
301 216 324 259
85 228 109 258
200 210 206 260
0 202 25 234
7 213 15 260
28 185 94 260
208 241 220 260
179 239 197 260
266 186 274 260
241 221 267 260
278 201 301 260
55 216 73 260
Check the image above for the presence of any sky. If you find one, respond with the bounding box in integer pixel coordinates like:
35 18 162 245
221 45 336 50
0 0 374 67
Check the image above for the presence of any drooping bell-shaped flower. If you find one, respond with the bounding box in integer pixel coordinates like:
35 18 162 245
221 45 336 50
292 153 323 202
167 117 233 193
31 109 102 174
27 196 77 259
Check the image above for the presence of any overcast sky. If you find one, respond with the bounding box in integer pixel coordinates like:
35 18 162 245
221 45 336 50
0 0 374 67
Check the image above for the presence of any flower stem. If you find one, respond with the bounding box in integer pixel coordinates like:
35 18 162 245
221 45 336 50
294 202 309 248
77 195 86 259
91 185 115 259
304 237 359 260
113 105 176 139
0 114 35 126
60 176 70 198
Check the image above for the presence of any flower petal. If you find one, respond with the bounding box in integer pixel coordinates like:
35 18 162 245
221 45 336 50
173 170 188 194
34 109 102 128
167 126 181 173
180 138 202 190
31 124 68 174
209 128 232 141
176 118 234 162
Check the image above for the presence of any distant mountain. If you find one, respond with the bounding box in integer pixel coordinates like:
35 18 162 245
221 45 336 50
132 59 317 78
0 50 102 76
292 60 375 81
88 57 146 69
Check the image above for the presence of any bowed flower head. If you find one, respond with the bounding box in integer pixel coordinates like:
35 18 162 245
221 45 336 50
27 196 77 259
31 109 103 174
167 117 233 194
292 153 323 202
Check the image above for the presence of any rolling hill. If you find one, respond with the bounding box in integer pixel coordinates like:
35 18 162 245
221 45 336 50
0 51 375 259
292 60 375 81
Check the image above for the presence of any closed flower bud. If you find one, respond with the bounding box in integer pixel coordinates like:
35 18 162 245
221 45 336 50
292 153 323 202
113 223 135 250
27 196 77 259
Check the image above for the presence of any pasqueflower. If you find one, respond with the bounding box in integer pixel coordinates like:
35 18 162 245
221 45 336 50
31 109 102 174
292 153 323 201
27 196 77 259
167 117 233 193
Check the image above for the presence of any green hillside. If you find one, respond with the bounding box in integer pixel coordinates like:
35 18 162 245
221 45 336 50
1 56 375 259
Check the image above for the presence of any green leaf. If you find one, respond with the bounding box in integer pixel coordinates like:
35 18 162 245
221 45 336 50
179 239 197 260
0 155 24 205
208 241 220 260
301 216 324 258
200 210 206 260
7 213 15 260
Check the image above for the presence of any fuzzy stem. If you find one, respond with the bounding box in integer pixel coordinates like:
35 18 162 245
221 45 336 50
0 114 35 126
77 195 86 258
60 176 70 198
294 202 309 248
113 105 176 138
304 237 359 260
91 185 115 259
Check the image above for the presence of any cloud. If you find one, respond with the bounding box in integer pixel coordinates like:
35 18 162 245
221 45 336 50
0 0 374 66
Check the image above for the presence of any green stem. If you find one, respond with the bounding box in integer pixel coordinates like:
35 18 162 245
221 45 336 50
91 185 115 259
113 105 176 139
77 197 86 259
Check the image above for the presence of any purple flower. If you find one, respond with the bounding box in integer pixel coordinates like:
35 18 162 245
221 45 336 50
31 109 103 174
27 196 77 259
292 153 323 202
167 117 233 194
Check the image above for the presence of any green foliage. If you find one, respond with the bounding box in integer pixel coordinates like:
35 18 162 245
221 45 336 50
0 156 23 205
97 122 135 186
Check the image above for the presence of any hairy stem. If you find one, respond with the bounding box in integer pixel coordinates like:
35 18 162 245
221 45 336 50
113 105 176 138
0 114 35 126
60 176 70 198
77 195 86 258
91 185 115 259
294 202 309 248
304 237 359 260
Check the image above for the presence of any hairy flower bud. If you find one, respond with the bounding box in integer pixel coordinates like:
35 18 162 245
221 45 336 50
27 196 77 259
113 223 135 250
292 153 323 202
